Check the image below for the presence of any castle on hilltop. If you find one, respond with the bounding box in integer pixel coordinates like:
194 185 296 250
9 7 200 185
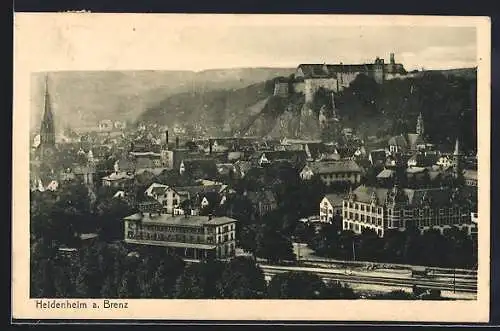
273 53 409 102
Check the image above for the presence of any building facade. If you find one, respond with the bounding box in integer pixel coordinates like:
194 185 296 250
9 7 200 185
342 185 473 237
319 193 344 223
123 213 237 260
293 54 406 102
300 160 362 186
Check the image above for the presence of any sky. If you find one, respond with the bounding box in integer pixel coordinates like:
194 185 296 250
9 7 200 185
17 14 479 72
163 25 477 71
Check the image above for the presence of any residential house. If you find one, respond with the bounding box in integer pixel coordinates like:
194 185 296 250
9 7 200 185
102 171 134 190
464 169 478 187
123 213 237 260
299 160 362 186
319 193 345 223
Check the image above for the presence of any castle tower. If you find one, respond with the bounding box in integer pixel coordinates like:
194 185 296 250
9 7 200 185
390 53 395 65
416 112 424 136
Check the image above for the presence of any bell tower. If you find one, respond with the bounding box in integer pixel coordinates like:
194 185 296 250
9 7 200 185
416 112 424 137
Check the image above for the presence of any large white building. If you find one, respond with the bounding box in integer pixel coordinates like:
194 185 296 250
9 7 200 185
123 213 237 260
342 185 474 237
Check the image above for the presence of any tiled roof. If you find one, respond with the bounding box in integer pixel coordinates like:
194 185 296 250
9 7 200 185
123 213 237 226
351 185 458 208
172 184 223 198
303 160 362 174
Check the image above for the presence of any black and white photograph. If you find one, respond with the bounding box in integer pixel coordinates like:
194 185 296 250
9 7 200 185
13 13 491 322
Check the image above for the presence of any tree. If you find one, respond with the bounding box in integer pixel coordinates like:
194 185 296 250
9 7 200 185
268 272 326 299
216 257 267 299
376 289 413 300
30 238 58 298
140 248 185 298
356 228 382 261
117 271 141 298
238 224 259 253
174 260 224 298
255 225 296 264
94 197 135 241
323 280 358 299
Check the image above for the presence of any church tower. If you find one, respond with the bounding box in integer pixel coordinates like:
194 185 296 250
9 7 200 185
416 112 424 137
38 75 57 164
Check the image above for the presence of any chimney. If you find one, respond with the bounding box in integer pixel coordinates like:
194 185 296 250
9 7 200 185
175 137 179 149
209 139 213 154
165 130 169 147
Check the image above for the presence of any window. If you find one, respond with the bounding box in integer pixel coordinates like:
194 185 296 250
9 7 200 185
349 212 353 219
360 204 365 211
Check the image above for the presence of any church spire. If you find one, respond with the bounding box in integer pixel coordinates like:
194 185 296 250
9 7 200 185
416 112 424 136
40 75 55 148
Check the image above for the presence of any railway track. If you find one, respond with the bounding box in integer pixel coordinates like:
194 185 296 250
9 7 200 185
260 265 477 293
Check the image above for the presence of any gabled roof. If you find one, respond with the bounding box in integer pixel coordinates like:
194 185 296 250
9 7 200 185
351 185 390 205
388 135 408 147
145 183 170 196
323 193 345 207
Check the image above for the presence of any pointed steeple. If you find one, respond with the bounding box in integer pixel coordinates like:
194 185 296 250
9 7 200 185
40 75 55 148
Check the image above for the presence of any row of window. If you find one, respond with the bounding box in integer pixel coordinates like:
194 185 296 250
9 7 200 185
344 202 383 214
320 173 358 179
136 224 205 234
127 231 205 243
344 211 383 227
